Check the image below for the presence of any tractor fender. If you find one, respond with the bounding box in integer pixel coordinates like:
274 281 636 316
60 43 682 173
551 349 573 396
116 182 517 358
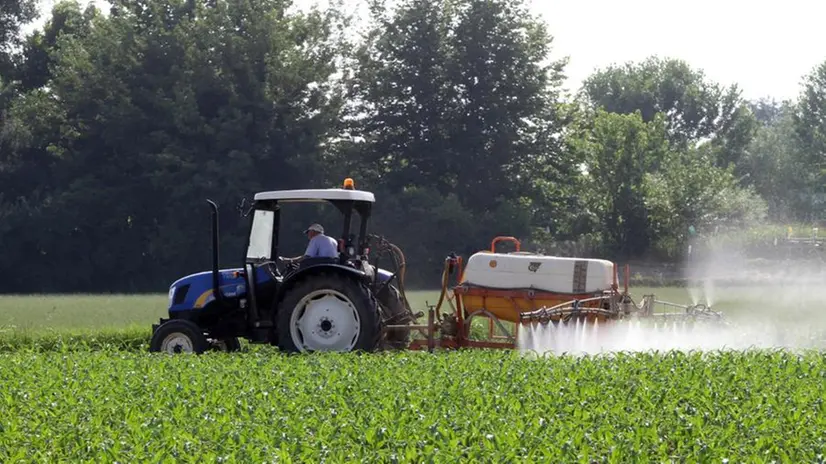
274 263 367 309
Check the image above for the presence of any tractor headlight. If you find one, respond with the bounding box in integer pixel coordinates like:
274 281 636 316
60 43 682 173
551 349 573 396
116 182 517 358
168 286 176 306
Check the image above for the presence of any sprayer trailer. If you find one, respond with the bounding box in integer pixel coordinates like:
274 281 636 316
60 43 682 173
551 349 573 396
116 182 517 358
393 237 726 352
149 178 417 354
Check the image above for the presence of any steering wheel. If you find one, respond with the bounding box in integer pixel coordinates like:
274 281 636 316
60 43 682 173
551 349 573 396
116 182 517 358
250 258 279 280
251 257 299 281
276 256 299 274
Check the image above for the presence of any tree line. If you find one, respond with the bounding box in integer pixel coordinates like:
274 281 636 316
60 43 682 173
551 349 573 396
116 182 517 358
1 0 825 292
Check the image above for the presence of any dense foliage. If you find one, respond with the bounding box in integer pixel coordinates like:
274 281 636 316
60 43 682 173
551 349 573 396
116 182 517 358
1 0 824 291
0 349 824 461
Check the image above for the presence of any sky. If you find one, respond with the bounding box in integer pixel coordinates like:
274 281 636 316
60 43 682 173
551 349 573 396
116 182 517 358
27 0 826 102
531 0 826 102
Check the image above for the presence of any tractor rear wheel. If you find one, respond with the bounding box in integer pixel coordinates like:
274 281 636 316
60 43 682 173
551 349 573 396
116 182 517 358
149 319 209 354
377 284 413 349
276 272 381 353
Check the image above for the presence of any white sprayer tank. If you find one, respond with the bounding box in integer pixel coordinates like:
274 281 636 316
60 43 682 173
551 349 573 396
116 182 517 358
461 252 616 294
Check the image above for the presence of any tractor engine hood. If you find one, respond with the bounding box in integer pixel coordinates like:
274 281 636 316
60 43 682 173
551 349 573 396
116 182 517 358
167 268 266 312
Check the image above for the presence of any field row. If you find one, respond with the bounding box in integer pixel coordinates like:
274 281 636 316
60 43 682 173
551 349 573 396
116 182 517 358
1 349 824 462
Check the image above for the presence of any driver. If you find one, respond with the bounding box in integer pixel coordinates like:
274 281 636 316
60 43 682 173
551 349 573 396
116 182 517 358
282 223 339 265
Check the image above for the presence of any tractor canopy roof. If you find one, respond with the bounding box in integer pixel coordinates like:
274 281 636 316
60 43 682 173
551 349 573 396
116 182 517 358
254 188 375 203
254 177 375 204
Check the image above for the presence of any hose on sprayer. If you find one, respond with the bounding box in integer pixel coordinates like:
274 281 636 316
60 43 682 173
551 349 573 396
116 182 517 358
431 257 454 321
368 234 415 318
367 234 461 323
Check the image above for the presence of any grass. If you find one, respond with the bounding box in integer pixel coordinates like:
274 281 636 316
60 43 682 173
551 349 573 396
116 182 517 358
0 293 168 332
1 285 822 348
0 286 760 331
0 291 449 332
0 286 719 342
0 291 451 351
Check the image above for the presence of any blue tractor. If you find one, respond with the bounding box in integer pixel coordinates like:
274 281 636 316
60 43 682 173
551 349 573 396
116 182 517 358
149 179 418 354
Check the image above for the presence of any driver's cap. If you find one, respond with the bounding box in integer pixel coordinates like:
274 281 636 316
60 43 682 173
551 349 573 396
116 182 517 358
304 223 324 234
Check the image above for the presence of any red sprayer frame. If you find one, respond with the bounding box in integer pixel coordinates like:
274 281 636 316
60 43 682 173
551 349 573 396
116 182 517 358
395 237 633 352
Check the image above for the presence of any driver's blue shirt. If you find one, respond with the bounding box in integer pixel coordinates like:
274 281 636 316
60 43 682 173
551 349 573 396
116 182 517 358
305 234 339 258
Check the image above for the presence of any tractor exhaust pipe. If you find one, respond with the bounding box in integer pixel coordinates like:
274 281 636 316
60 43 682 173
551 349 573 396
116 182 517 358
207 199 226 307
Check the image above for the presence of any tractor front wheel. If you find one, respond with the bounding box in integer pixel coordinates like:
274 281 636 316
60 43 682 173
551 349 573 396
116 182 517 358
149 319 209 354
276 273 381 353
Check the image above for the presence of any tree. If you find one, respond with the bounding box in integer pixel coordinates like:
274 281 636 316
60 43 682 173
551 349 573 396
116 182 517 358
0 0 351 292
0 0 40 190
567 109 671 257
792 61 826 220
565 104 767 260
580 56 757 169
740 99 811 221
347 0 569 205
341 0 573 276
0 1 97 208
0 0 38 77
749 97 786 125
645 145 767 258
12 0 98 91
